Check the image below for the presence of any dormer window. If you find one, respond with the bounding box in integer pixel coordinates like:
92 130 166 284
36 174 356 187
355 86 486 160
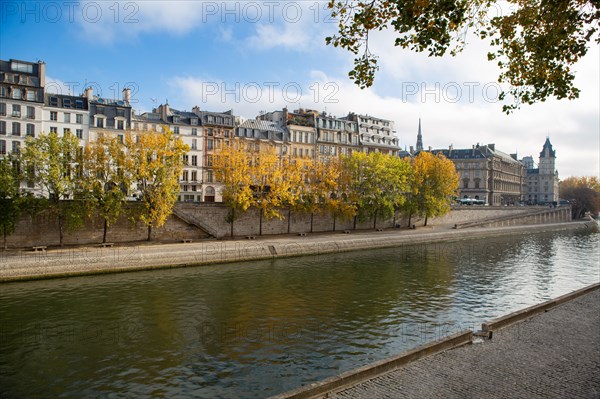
190 118 198 125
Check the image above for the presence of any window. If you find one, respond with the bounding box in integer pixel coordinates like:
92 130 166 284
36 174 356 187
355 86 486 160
207 155 213 167
50 127 57 133
12 122 20 136
96 118 104 128
0 140 5 154
63 98 72 108
191 185 197 192
173 126 179 134
207 128 213 136
183 155 189 165
116 109 124 117
27 106 34 119
26 124 35 137
76 114 83 124
12 104 21 117
0 103 5 116
191 155 197 166
191 139 197 150
191 118 198 126
49 96 58 106
207 139 213 150
11 88 21 100
76 129 83 139
206 170 214 182
75 100 84 109
12 141 20 154
11 61 32 73
64 113 71 123
0 86 5 97
117 120 124 130
0 121 6 135
191 128 197 136
191 171 197 181
182 171 189 181
293 148 297 156
50 111 57 121
64 128 71 136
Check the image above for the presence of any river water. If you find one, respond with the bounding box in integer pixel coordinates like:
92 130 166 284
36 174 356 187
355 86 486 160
1 229 599 398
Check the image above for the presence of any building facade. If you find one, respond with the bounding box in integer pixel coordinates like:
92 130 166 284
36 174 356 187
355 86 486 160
0 59 45 164
343 113 399 156
432 143 526 206
523 138 559 204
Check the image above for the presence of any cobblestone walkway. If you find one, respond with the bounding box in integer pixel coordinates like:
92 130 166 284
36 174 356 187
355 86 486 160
327 288 600 399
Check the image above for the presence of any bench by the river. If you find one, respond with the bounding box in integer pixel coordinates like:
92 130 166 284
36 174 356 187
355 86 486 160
32 246 47 252
181 239 193 243
98 243 114 248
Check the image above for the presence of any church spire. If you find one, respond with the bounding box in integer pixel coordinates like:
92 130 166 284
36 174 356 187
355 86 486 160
416 117 423 151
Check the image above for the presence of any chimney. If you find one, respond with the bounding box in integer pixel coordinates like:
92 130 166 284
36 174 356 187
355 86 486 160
122 87 131 102
488 143 495 151
428 146 432 152
409 145 414 154
472 144 476 156
38 61 46 88
160 103 170 121
85 86 93 101
192 105 201 115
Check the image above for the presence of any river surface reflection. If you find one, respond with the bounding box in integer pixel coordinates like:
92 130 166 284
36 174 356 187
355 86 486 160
1 230 598 398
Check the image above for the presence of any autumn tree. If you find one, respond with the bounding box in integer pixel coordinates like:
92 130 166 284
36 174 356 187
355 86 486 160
20 131 82 246
410 152 459 226
344 151 411 229
0 155 21 249
326 0 599 112
78 134 134 243
126 128 189 241
293 157 324 233
313 156 356 231
250 145 291 235
213 141 254 237
559 176 600 218
281 156 307 233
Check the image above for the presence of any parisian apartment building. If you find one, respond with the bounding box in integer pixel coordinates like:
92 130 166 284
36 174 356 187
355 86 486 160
0 58 401 203
1 58 560 205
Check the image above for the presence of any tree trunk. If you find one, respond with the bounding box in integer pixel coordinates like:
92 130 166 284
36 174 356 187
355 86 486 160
333 213 336 231
58 213 64 247
407 213 412 227
424 215 428 226
310 212 314 233
353 215 357 230
103 219 108 243
393 212 396 228
373 211 377 230
230 208 235 238
259 210 263 236
3 230 6 250
147 225 152 241
287 207 291 234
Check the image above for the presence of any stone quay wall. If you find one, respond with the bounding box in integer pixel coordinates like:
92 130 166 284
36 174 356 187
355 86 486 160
4 203 567 248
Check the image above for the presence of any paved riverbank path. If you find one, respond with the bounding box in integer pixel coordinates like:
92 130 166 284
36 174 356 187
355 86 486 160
324 288 600 399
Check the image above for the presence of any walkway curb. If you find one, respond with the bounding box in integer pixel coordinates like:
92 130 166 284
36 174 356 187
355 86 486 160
482 282 600 333
268 329 473 399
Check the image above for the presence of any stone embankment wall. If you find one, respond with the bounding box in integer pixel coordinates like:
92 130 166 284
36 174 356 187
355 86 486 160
455 206 571 229
4 203 569 248
5 209 211 248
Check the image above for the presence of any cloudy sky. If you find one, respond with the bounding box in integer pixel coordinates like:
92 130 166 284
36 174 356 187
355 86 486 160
1 1 598 177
